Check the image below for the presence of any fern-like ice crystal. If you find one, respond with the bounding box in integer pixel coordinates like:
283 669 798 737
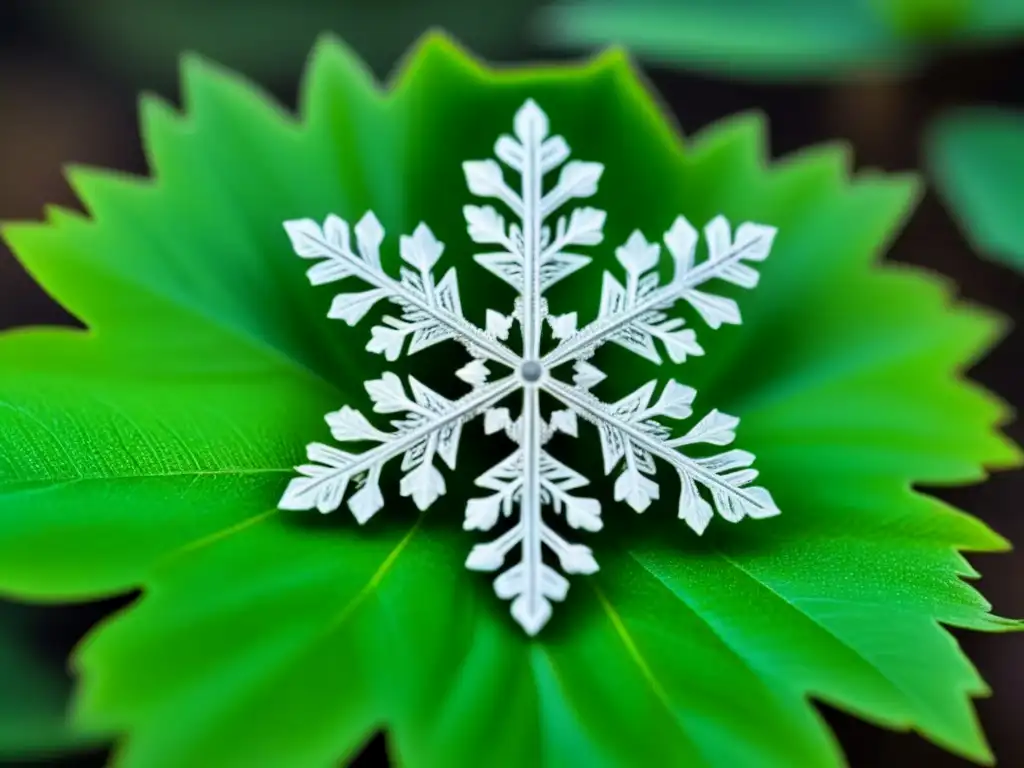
279 100 780 635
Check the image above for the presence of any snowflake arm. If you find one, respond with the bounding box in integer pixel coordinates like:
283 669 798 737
280 374 519 521
543 376 780 535
463 99 605 352
542 215 777 369
283 213 520 369
463 406 601 635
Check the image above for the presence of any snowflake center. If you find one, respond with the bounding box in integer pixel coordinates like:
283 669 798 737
519 359 544 383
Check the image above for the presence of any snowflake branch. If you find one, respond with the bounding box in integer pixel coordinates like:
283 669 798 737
542 217 776 369
284 215 520 369
543 377 779 522
280 375 519 519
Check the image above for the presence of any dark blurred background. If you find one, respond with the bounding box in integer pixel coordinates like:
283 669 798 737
0 1 1022 766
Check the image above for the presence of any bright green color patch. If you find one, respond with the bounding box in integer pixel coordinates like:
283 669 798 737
877 0 973 38
928 107 1024 272
535 0 1024 80
0 32 1019 768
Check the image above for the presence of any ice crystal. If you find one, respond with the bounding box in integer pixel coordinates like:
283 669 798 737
279 100 780 635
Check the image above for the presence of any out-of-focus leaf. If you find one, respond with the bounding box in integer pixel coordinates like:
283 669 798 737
34 0 544 84
928 107 1024 271
535 0 1024 80
0 603 94 758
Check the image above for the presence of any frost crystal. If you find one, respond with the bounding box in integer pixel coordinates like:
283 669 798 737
279 100 780 635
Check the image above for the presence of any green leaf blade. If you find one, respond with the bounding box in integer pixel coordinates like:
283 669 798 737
0 331 336 599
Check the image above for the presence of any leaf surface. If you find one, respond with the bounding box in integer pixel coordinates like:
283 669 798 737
0 32 1018 767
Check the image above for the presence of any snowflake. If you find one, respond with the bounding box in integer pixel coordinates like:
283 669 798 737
279 100 780 635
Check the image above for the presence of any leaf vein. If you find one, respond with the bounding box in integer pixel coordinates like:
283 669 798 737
592 582 705 761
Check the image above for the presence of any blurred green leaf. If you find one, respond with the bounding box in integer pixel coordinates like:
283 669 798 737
35 0 544 84
0 603 92 758
877 0 973 38
0 31 1018 768
928 108 1024 271
535 0 1024 80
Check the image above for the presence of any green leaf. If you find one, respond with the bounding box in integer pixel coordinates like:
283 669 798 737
0 32 1018 767
928 107 1024 272
534 0 1024 80
0 602 97 758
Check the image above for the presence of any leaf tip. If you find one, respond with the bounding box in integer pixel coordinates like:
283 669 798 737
690 110 770 171
586 43 636 78
177 48 221 93
390 28 486 92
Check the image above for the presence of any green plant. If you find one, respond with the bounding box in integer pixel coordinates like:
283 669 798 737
0 32 1018 767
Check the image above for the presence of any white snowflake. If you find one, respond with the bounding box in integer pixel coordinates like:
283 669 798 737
279 100 780 635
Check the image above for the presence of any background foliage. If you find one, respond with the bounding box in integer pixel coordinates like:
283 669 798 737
537 0 1024 80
